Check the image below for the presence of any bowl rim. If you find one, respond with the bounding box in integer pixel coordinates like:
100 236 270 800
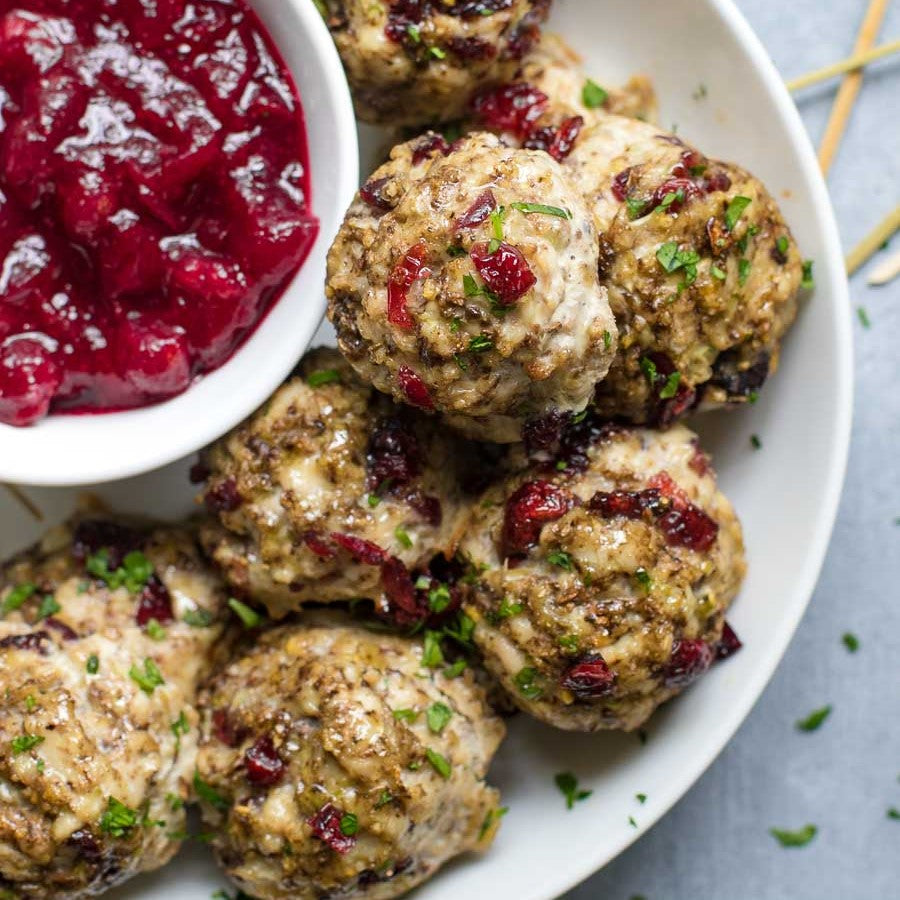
0 0 359 487
540 1 853 896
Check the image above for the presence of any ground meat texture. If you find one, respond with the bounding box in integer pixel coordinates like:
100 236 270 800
564 115 803 424
0 516 230 898
195 613 505 900
457 424 746 731
198 347 472 618
318 0 550 127
327 133 618 443
468 33 657 144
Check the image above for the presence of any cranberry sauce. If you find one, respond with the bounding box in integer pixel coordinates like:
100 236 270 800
0 0 318 426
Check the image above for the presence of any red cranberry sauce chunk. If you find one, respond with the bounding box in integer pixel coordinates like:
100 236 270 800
135 575 174 626
308 802 357 854
664 638 714 687
561 654 616 699
471 83 549 139
0 0 318 426
244 735 285 786
388 242 430 330
502 480 576 558
397 366 435 410
470 241 536 305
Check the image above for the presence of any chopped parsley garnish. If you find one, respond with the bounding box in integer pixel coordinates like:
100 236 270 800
427 702 453 734
640 356 658 384
447 245 467 259
442 611 475 648
427 582 451 613
659 371 681 399
776 235 789 256
514 666 542 699
479 806 509 840
750 434 762 450
166 792 183 811
857 306 871 329
36 594 60 620
425 747 451 778
24 695 36 711
339 812 359 836
710 264 727 280
636 793 647 804
509 202 572 219
769 824 817 847
801 259 814 289
86 654 100 675
2 582 35 615
547 550 573 571
582 79 608 109
626 196 648 219
603 329 613 349
306 369 341 387
724 195 752 231
428 45 446 59
11 734 44 754
629 815 638 828
842 632 859 653
795 705 832 732
491 597 523 621
171 711 189 754
183 608 214 627
367 492 381 508
145 618 167 641
422 630 445 668
392 526 413 551
375 790 393 809
444 659 467 678
129 657 165 694
100 796 138 837
406 23 421 42
393 708 419 723
228 598 263 629
86 548 153 594
193 772 230 811
463 273 503 311
655 242 700 283
490 206 506 242
888 808 900 821
554 771 592 809
738 258 752 286
634 567 652 591
558 634 579 653
653 189 685 215
468 334 494 354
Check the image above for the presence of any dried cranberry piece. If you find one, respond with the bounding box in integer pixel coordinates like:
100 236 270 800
44 618 78 641
664 638 714 687
611 168 633 202
71 520 140 569
471 83 548 139
552 416 622 474
380 556 425 626
303 532 337 560
367 417 422 491
445 0 515 16
406 491 442 526
244 735 285 786
307 802 356 854
447 35 495 60
704 170 732 193
470 241 536 305
359 176 393 211
503 1 548 60
648 177 705 213
709 351 771 400
455 189 497 231
212 709 246 748
589 488 662 520
688 442 711 476
657 503 719 552
561 654 617 699
0 631 49 653
524 116 584 161
397 366 434 410
502 480 575 557
330 533 386 566
643 352 697 427
715 622 743 660
68 829 102 863
188 459 210 484
522 410 573 457
388 242 429 330
204 478 242 514
411 133 451 166
135 575 173 626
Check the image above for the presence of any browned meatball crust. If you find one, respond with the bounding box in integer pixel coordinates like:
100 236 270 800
195 613 506 899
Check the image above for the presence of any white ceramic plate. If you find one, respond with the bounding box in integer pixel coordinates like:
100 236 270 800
0 0 852 897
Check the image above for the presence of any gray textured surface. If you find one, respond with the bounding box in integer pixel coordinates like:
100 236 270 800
565 2 900 898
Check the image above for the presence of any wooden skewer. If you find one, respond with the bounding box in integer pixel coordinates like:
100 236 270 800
818 0 891 175
3 483 44 521
787 39 900 92
867 247 900 286
846 204 900 276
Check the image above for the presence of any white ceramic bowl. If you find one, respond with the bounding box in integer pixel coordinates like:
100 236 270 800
0 0 359 487
0 0 852 897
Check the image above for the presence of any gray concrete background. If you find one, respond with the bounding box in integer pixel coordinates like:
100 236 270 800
565 2 900 898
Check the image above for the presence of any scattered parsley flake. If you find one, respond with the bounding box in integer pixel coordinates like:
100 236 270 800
558 634 579 653
547 549 573 571
796 705 832 732
375 790 393 809
479 806 508 840
776 235 789 256
307 369 341 387
693 83 708 100
724 195 752 231
394 526 414 550
86 654 100 675
166 792 183 811
603 329 612 349
490 206 506 241
145 618 167 641
555 772 592 809
801 259 814 289
99 797 138 837
2 582 35 615
510 202 572 219
659 371 681 400
636 793 647 804
842 632 859 653
428 45 446 59
36 594 60 620
183 608 214 628
628 815 638 828
129 658 165 695
634 567 652 591
626 196 648 219
444 659 467 678
770 824 817 847
427 702 453 734
422 630 445 668
228 597 263 629
639 356 658 385
738 258 752 286
857 306 871 329
427 582 451 613
339 813 359 836
888 808 900 821
514 666 542 700
11 734 44 754
710 264 727 280
406 23 421 42
750 434 762 450
393 708 419 723
653 189 685 215
193 772 230 811
468 334 494 354
367 493 381 508
425 747 451 778
582 79 608 108
86 549 153 594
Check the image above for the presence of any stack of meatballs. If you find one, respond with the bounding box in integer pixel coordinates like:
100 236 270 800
0 2 805 898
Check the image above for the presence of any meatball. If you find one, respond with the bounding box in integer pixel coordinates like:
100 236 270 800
457 421 746 731
0 515 230 898
195 612 506 900
198 347 477 620
327 132 618 443
564 115 803 424
468 33 657 155
319 0 550 127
